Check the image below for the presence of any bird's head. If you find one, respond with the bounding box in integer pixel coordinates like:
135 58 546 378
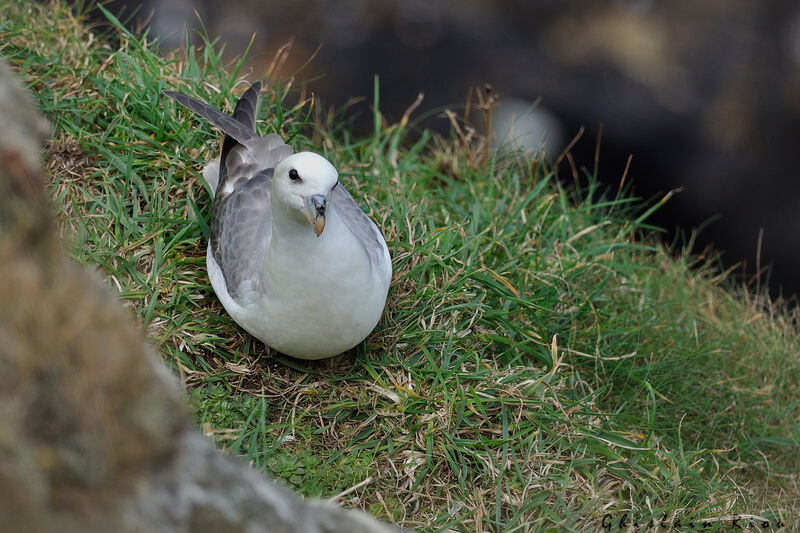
272 152 339 236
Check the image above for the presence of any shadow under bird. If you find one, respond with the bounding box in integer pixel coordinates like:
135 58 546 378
163 82 392 359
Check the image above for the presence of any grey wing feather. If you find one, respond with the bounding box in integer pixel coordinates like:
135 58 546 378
219 137 291 197
163 84 292 194
210 170 273 304
163 90 257 145
229 81 260 132
333 184 387 266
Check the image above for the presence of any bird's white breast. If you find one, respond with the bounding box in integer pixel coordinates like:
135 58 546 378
207 207 389 359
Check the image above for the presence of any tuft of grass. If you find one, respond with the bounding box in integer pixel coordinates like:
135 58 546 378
3 1 798 530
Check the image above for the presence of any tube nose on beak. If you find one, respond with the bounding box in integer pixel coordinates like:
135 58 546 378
307 194 327 236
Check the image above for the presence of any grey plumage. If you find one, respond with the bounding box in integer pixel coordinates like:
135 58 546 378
209 170 272 303
163 83 292 199
163 83 387 303
331 184 386 266
164 84 289 302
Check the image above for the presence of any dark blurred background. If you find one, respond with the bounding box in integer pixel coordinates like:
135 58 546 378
90 0 800 301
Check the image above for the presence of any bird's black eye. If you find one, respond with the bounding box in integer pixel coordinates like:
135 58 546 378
289 169 301 181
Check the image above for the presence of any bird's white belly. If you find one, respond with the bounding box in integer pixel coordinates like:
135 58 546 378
259 268 384 358
206 241 388 360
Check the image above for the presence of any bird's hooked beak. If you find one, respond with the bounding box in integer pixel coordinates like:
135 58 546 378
303 194 327 237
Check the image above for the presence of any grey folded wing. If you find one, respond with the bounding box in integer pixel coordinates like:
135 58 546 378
333 184 389 268
210 170 274 305
211 139 290 304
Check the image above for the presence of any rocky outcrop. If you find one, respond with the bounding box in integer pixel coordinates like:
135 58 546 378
0 58 399 533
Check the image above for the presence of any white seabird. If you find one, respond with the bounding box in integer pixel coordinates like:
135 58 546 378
164 82 391 359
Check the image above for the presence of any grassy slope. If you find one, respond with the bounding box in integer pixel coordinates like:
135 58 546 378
3 2 798 530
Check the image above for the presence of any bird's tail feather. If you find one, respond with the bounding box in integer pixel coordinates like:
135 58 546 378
163 82 265 197
230 81 261 133
221 82 262 165
162 84 260 146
